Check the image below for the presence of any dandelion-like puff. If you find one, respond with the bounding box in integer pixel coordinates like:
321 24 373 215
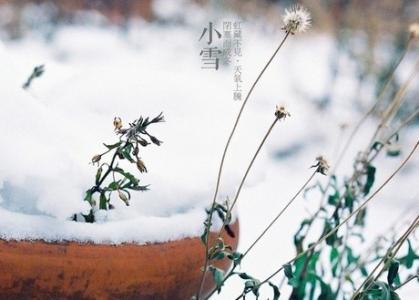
282 5 312 34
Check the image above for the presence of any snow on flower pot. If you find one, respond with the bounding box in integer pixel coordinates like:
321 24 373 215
0 220 239 300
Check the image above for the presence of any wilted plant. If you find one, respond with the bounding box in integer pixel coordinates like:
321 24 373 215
195 4 419 300
196 5 311 299
74 113 164 223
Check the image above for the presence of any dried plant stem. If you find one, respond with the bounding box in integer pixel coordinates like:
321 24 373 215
197 32 291 300
345 202 417 276
243 170 317 257
388 107 419 141
218 117 280 235
303 38 416 234
372 217 418 281
332 35 413 173
394 275 419 291
366 57 419 152
351 214 419 299
204 169 316 300
254 139 418 292
302 65 419 249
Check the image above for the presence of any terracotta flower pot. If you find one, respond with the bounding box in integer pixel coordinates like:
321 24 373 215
0 221 239 300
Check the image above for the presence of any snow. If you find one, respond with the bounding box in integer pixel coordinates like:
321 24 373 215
0 1 418 297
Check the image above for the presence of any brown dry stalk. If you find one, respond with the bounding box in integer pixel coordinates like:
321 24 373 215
243 169 318 257
351 214 419 299
332 34 415 173
197 32 290 299
204 168 317 300
259 138 418 287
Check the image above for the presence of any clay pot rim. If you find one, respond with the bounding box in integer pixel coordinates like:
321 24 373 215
0 219 238 247
0 236 200 247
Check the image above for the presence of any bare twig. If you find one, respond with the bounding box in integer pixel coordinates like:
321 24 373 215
197 32 291 299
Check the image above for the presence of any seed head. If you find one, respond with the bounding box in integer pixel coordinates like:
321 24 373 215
282 5 311 34
275 105 291 120
91 154 101 164
136 158 147 173
409 23 419 38
113 117 123 131
118 190 129 206
311 156 330 175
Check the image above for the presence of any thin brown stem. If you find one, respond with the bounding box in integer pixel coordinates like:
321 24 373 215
243 170 317 257
204 167 314 300
218 117 280 235
197 32 291 299
394 275 418 291
258 139 418 288
351 215 419 299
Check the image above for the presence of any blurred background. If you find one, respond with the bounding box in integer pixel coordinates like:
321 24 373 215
0 0 418 115
0 0 418 299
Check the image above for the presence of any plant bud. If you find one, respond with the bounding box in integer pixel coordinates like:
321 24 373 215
113 117 123 131
312 155 330 176
138 139 149 147
118 190 129 206
91 154 101 164
149 135 162 146
275 105 291 120
136 159 147 173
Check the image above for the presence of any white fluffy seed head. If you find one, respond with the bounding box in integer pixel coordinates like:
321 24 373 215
282 5 312 34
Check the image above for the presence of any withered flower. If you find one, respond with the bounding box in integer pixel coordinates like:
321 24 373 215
275 105 291 120
311 156 330 175
118 190 129 206
136 158 147 173
91 154 101 164
113 117 123 131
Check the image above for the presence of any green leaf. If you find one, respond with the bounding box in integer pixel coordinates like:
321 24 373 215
387 259 399 286
121 147 135 163
354 208 367 226
115 169 139 186
390 291 401 300
244 279 260 297
288 277 300 288
227 252 243 267
401 239 418 269
200 227 209 245
322 221 338 246
209 266 224 293
84 190 93 205
99 192 107 210
238 273 254 280
283 263 293 279
328 191 339 205
268 282 281 300
360 266 368 277
330 247 339 277
211 251 226 260
103 142 122 150
344 192 354 212
376 281 391 300
130 185 149 191
363 164 376 196
95 167 102 185
310 273 333 300
108 181 120 191
346 246 359 265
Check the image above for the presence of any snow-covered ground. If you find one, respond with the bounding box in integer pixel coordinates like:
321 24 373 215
0 1 418 298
